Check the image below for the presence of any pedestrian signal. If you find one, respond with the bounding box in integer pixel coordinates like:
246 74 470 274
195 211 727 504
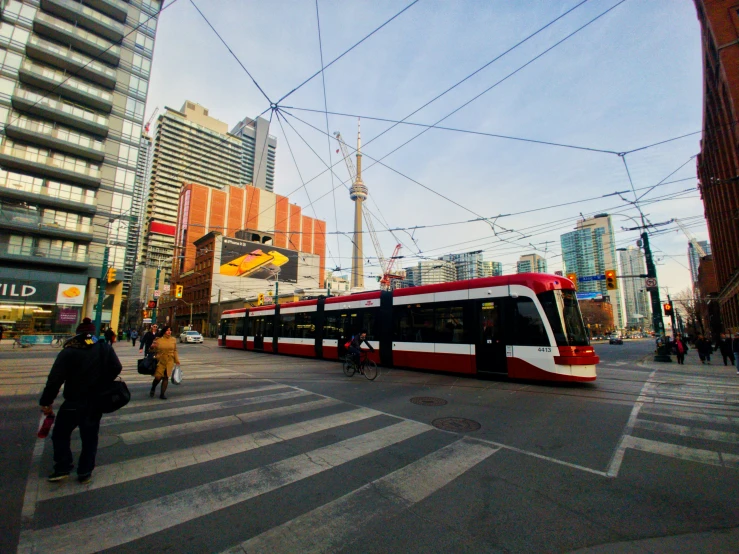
257 293 264 306
663 303 673 316
147 300 157 309
175 284 183 298
106 267 117 283
566 273 577 290
605 270 617 290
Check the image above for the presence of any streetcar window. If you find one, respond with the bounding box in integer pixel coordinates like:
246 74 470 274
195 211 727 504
481 300 504 342
264 316 274 337
538 290 589 346
394 305 434 342
280 314 296 337
435 304 465 344
323 313 341 340
295 312 316 339
234 318 244 336
512 297 549 346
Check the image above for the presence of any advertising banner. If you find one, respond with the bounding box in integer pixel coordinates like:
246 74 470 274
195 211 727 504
219 238 297 283
57 308 79 324
56 283 86 305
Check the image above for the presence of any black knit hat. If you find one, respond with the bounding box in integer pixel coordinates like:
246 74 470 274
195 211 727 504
76 317 96 335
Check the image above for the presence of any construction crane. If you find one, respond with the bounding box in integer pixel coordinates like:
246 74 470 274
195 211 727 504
334 131 401 290
674 218 707 257
144 107 159 135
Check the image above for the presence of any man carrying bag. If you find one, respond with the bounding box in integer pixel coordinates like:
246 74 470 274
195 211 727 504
39 319 122 484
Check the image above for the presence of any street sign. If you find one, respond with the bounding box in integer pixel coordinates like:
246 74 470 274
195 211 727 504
162 284 170 293
142 318 152 324
153 290 160 298
578 275 605 282
645 277 657 289
263 295 274 305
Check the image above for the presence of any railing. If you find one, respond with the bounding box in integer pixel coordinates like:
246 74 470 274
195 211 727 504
11 116 105 153
47 0 125 34
28 35 117 81
34 12 121 56
21 60 113 103
0 243 89 263
0 173 96 205
14 88 109 127
0 207 92 234
0 145 101 179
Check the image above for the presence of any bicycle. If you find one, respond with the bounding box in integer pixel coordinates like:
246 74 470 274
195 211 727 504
342 351 378 381
52 335 70 347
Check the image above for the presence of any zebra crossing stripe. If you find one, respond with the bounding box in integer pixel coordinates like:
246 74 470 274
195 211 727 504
119 397 342 445
634 419 739 443
101 389 311 426
640 406 738 425
223 439 499 553
37 407 384 501
18 420 429 554
623 435 739 469
124 383 287 409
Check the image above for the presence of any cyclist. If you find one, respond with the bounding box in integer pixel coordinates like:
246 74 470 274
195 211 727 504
348 330 374 368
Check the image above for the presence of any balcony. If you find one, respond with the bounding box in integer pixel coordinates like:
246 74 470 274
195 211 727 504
5 118 106 162
0 145 102 187
41 0 125 42
0 208 93 241
33 11 121 65
0 243 90 268
83 0 129 23
19 60 113 113
0 175 96 214
12 88 109 137
26 35 117 89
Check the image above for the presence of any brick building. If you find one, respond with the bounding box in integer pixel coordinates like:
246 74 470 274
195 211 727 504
694 1 739 330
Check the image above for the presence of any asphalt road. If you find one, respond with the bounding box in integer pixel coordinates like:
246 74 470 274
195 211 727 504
1 339 738 553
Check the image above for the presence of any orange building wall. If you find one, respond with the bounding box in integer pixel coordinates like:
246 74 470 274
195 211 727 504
288 204 301 250
227 187 244 238
274 195 289 248
314 219 326 285
301 215 313 253
245 186 260 231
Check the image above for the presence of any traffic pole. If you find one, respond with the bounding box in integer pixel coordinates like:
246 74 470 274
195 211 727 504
151 265 161 324
93 246 109 336
642 231 671 362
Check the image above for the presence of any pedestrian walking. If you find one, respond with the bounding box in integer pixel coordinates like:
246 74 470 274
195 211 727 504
716 333 735 366
149 325 179 400
104 327 115 345
130 329 138 347
138 324 158 356
674 334 687 365
39 318 122 484
733 332 739 375
696 335 712 364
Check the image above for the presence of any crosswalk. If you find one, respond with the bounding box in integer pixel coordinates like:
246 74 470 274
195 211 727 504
612 368 739 473
17 373 499 553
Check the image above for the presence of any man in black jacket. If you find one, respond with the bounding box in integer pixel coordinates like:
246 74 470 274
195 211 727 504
138 324 158 355
716 333 735 366
39 319 122 484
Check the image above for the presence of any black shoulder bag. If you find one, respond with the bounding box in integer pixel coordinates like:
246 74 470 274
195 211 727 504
96 343 130 413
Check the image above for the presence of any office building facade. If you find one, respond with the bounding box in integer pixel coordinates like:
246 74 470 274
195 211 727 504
403 259 456 286
440 250 483 281
618 245 651 331
517 253 547 274
688 240 711 286
481 260 503 277
0 0 160 336
230 115 276 193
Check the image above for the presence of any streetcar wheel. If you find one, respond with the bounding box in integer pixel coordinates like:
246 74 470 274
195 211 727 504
363 360 378 381
342 359 355 377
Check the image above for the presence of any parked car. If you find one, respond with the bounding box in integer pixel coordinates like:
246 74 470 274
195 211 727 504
179 330 203 343
609 336 623 345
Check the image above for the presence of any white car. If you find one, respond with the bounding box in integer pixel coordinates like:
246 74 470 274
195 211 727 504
179 330 203 344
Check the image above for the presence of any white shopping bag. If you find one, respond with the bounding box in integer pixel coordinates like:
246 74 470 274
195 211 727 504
172 364 183 385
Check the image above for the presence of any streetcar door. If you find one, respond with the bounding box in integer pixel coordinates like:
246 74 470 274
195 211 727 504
253 317 265 350
476 299 507 374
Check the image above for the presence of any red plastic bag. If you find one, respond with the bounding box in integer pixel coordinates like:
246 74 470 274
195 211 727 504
37 414 55 439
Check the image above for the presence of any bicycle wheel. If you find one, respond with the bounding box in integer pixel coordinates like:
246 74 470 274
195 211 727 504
363 360 378 381
342 358 355 377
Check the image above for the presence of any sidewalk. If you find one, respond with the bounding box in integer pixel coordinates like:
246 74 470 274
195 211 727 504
639 350 739 376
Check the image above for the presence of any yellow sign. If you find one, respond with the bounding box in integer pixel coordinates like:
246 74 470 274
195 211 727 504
257 293 264 306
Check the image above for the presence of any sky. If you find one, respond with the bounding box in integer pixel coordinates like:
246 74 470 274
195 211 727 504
145 0 705 300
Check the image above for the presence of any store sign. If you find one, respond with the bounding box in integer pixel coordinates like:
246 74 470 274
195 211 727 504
57 308 78 324
0 280 87 304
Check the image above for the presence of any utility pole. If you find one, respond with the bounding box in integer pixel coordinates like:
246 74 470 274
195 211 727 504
667 293 677 335
93 246 110 335
150 263 161 324
641 230 671 362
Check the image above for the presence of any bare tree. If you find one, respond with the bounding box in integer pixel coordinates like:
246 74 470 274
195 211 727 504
673 288 710 337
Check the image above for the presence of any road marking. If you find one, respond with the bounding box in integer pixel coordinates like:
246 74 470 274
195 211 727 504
37 407 383 501
623 435 739 469
18 420 429 554
640 406 738 425
20 422 46 524
634 419 739 443
124 383 286 409
224 439 499 553
101 389 311 426
119 397 341 444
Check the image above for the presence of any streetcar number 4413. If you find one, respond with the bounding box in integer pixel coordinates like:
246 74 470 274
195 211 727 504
537 347 552 352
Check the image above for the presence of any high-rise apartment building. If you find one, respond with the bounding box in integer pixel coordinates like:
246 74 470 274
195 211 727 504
560 214 624 329
688 240 711 286
404 260 456 286
481 260 503 277
618 246 651 331
0 0 160 334
517 253 547 273
440 250 483 281
230 115 276 193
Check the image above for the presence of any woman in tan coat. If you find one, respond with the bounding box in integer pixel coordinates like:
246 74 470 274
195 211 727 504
149 325 180 400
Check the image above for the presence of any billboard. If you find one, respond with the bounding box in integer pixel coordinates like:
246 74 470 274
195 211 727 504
219 237 298 283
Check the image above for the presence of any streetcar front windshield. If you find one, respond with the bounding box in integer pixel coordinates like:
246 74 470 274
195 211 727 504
538 290 589 347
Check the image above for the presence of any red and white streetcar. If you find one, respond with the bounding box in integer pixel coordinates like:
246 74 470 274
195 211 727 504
219 273 598 382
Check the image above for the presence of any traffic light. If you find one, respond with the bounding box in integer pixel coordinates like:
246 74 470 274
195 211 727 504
147 299 157 309
605 269 617 290
566 273 577 290
663 303 673 316
257 293 264 306
106 267 117 283
175 284 183 298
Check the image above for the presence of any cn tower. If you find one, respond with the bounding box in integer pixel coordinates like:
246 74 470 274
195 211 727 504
350 119 367 289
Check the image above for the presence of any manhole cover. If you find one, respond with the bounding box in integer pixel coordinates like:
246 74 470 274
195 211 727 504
410 396 448 406
432 417 481 432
